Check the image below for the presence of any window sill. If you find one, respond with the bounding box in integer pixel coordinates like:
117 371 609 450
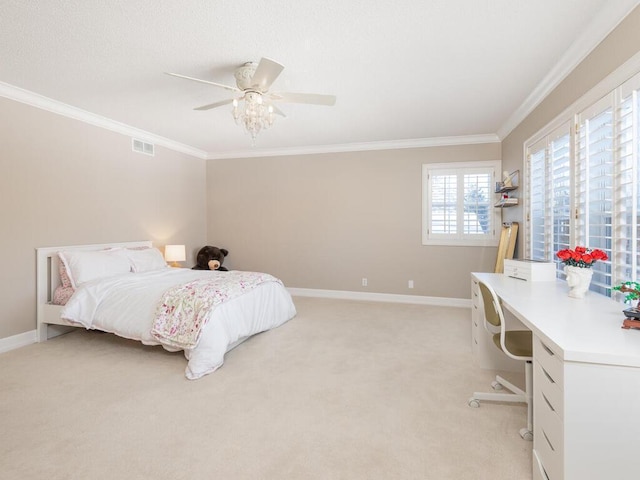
422 238 499 247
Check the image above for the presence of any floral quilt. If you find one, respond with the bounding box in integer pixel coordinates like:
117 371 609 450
151 271 282 349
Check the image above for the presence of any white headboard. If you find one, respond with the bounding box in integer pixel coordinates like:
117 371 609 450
35 240 153 341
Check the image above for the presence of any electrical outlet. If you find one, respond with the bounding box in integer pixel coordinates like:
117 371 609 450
408 280 414 289
362 278 368 287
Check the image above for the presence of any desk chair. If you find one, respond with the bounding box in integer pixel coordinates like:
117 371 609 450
468 281 533 441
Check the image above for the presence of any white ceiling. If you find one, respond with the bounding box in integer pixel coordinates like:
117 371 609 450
1 0 638 159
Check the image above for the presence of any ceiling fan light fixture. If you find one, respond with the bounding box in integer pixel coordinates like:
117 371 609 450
232 91 275 140
167 57 335 143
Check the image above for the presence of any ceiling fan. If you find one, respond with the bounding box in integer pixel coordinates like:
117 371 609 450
165 57 336 139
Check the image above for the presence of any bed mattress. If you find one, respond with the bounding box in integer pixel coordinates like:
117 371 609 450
60 268 296 379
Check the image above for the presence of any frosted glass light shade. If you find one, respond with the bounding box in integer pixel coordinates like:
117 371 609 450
164 244 186 263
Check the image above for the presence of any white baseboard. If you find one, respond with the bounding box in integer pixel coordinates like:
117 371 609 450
0 330 37 354
288 287 471 308
0 291 470 352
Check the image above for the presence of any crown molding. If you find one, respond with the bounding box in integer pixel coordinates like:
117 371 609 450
0 81 208 159
497 0 640 140
206 133 500 160
3 2 638 161
0 80 498 161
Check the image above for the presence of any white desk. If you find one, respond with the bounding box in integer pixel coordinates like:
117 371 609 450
472 273 640 480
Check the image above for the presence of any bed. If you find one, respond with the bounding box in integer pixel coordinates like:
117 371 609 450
36 241 296 379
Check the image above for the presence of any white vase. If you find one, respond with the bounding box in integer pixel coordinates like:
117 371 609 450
564 265 594 298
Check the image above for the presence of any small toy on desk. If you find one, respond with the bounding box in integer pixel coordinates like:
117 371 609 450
621 315 640 330
192 246 229 271
612 281 640 329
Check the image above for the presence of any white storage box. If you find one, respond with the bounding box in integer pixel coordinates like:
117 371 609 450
503 259 556 281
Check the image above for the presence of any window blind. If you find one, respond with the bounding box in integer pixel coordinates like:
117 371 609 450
422 161 500 246
525 123 570 276
617 76 640 284
576 96 614 295
550 129 571 275
430 173 458 234
525 71 640 300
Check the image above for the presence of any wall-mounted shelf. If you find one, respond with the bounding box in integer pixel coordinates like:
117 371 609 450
495 170 519 193
495 185 518 193
494 170 519 208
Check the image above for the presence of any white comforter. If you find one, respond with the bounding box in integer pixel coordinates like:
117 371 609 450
60 268 296 379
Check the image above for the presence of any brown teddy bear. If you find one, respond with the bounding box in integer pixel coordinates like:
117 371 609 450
192 246 229 271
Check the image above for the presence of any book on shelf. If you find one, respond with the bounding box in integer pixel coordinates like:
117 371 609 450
495 198 518 206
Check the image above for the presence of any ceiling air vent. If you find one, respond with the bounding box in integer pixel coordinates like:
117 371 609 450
132 138 154 156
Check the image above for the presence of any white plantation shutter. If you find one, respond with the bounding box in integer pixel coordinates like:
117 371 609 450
617 75 640 284
464 171 492 235
526 71 640 299
525 122 570 277
576 96 614 295
423 161 500 246
429 173 457 234
550 128 572 270
528 142 547 261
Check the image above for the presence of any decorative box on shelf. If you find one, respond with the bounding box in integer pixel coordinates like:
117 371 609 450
503 259 556 281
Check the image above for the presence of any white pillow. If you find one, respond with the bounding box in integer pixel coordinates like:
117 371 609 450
58 250 132 289
125 247 167 273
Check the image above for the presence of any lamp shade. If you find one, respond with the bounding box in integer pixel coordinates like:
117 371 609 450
164 244 186 263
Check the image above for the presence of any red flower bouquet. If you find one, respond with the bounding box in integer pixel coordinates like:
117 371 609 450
556 246 608 268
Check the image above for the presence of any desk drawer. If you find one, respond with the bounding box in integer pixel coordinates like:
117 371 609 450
503 262 522 279
534 360 564 418
533 449 552 480
471 324 479 353
471 278 480 353
472 304 480 332
534 386 563 445
534 386 564 480
503 259 556 281
534 426 562 480
534 336 563 386
471 279 480 308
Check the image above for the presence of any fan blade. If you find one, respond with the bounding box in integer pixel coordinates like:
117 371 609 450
270 104 286 117
194 98 235 111
250 58 284 91
271 92 336 106
165 72 240 93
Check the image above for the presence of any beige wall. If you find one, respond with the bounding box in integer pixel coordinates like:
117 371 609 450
501 6 640 256
211 1 640 294
6 6 639 342
206 144 501 298
0 97 207 339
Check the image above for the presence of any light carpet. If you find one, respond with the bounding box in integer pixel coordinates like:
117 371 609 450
0 297 532 479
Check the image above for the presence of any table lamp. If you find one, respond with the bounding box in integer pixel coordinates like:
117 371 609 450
165 244 186 268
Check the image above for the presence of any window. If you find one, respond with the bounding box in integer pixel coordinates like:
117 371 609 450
575 96 614 295
422 161 501 246
525 71 640 297
526 123 571 277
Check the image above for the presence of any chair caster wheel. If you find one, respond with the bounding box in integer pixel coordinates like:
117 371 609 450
491 380 503 390
520 428 533 441
468 398 480 408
